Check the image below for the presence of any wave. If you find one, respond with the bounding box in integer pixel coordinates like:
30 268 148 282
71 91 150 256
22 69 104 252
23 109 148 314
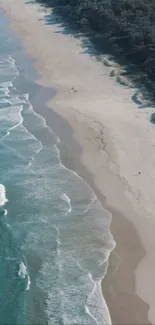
22 94 43 160
0 105 23 137
0 56 28 158
26 275 31 291
18 261 31 291
0 56 16 67
84 194 97 213
0 184 8 206
61 193 72 213
0 84 42 165
0 54 115 324
21 90 115 325
0 81 13 101
0 55 19 76
18 261 27 279
0 81 13 89
86 278 112 325
3 209 7 216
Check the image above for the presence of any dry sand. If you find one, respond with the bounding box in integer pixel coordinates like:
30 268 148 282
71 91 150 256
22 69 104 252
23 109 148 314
1 0 155 323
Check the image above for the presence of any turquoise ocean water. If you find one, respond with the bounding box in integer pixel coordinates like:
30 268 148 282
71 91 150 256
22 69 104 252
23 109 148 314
0 11 115 325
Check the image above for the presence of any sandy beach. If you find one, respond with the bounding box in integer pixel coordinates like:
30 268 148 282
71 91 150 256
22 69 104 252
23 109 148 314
1 0 155 323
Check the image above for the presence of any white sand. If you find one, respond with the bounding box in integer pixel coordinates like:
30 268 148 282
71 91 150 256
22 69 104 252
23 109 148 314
1 0 155 323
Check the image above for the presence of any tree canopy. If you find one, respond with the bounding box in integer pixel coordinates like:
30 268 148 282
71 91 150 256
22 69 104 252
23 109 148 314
36 0 155 96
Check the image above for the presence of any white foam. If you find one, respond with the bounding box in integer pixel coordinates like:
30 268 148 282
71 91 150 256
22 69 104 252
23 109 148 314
23 93 29 102
23 92 59 147
0 92 42 162
0 88 9 97
23 93 46 131
0 80 11 99
85 305 99 325
3 209 7 216
86 274 112 325
0 58 115 325
84 195 97 213
22 94 43 156
0 98 11 105
8 55 16 68
18 261 27 279
0 105 23 142
61 193 72 212
26 275 31 291
0 81 13 88
0 55 19 77
18 261 31 290
0 184 8 206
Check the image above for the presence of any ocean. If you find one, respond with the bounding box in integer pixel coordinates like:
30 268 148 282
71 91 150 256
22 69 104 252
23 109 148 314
0 11 115 325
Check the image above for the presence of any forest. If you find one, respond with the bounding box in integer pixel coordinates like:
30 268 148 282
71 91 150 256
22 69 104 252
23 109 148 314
36 0 155 95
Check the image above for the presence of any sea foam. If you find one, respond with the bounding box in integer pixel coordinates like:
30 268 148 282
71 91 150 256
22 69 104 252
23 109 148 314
61 193 72 212
18 261 27 279
0 51 115 325
18 261 31 290
26 275 31 291
0 184 8 206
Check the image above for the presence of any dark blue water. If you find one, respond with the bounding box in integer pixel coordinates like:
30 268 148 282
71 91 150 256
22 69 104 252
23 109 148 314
0 11 115 325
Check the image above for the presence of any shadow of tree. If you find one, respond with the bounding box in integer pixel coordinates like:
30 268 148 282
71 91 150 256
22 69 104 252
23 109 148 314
35 6 155 114
32 0 155 116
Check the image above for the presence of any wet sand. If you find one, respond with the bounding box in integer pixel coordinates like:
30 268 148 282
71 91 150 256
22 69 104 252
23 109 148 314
1 0 155 323
15 74 151 324
32 86 151 325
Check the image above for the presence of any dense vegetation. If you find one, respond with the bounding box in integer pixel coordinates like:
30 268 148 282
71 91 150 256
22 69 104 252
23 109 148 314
37 0 155 96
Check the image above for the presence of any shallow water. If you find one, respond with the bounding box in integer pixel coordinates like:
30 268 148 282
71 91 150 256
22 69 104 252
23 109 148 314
0 11 115 325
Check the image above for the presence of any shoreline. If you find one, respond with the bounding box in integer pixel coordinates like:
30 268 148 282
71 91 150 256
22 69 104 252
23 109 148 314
27 80 151 325
1 0 155 323
14 69 113 325
14 61 150 325
30 85 151 325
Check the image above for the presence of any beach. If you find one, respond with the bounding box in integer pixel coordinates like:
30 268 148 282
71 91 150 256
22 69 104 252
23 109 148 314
0 0 155 323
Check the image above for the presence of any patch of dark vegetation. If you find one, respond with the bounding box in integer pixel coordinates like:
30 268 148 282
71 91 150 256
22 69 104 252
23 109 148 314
35 0 155 105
